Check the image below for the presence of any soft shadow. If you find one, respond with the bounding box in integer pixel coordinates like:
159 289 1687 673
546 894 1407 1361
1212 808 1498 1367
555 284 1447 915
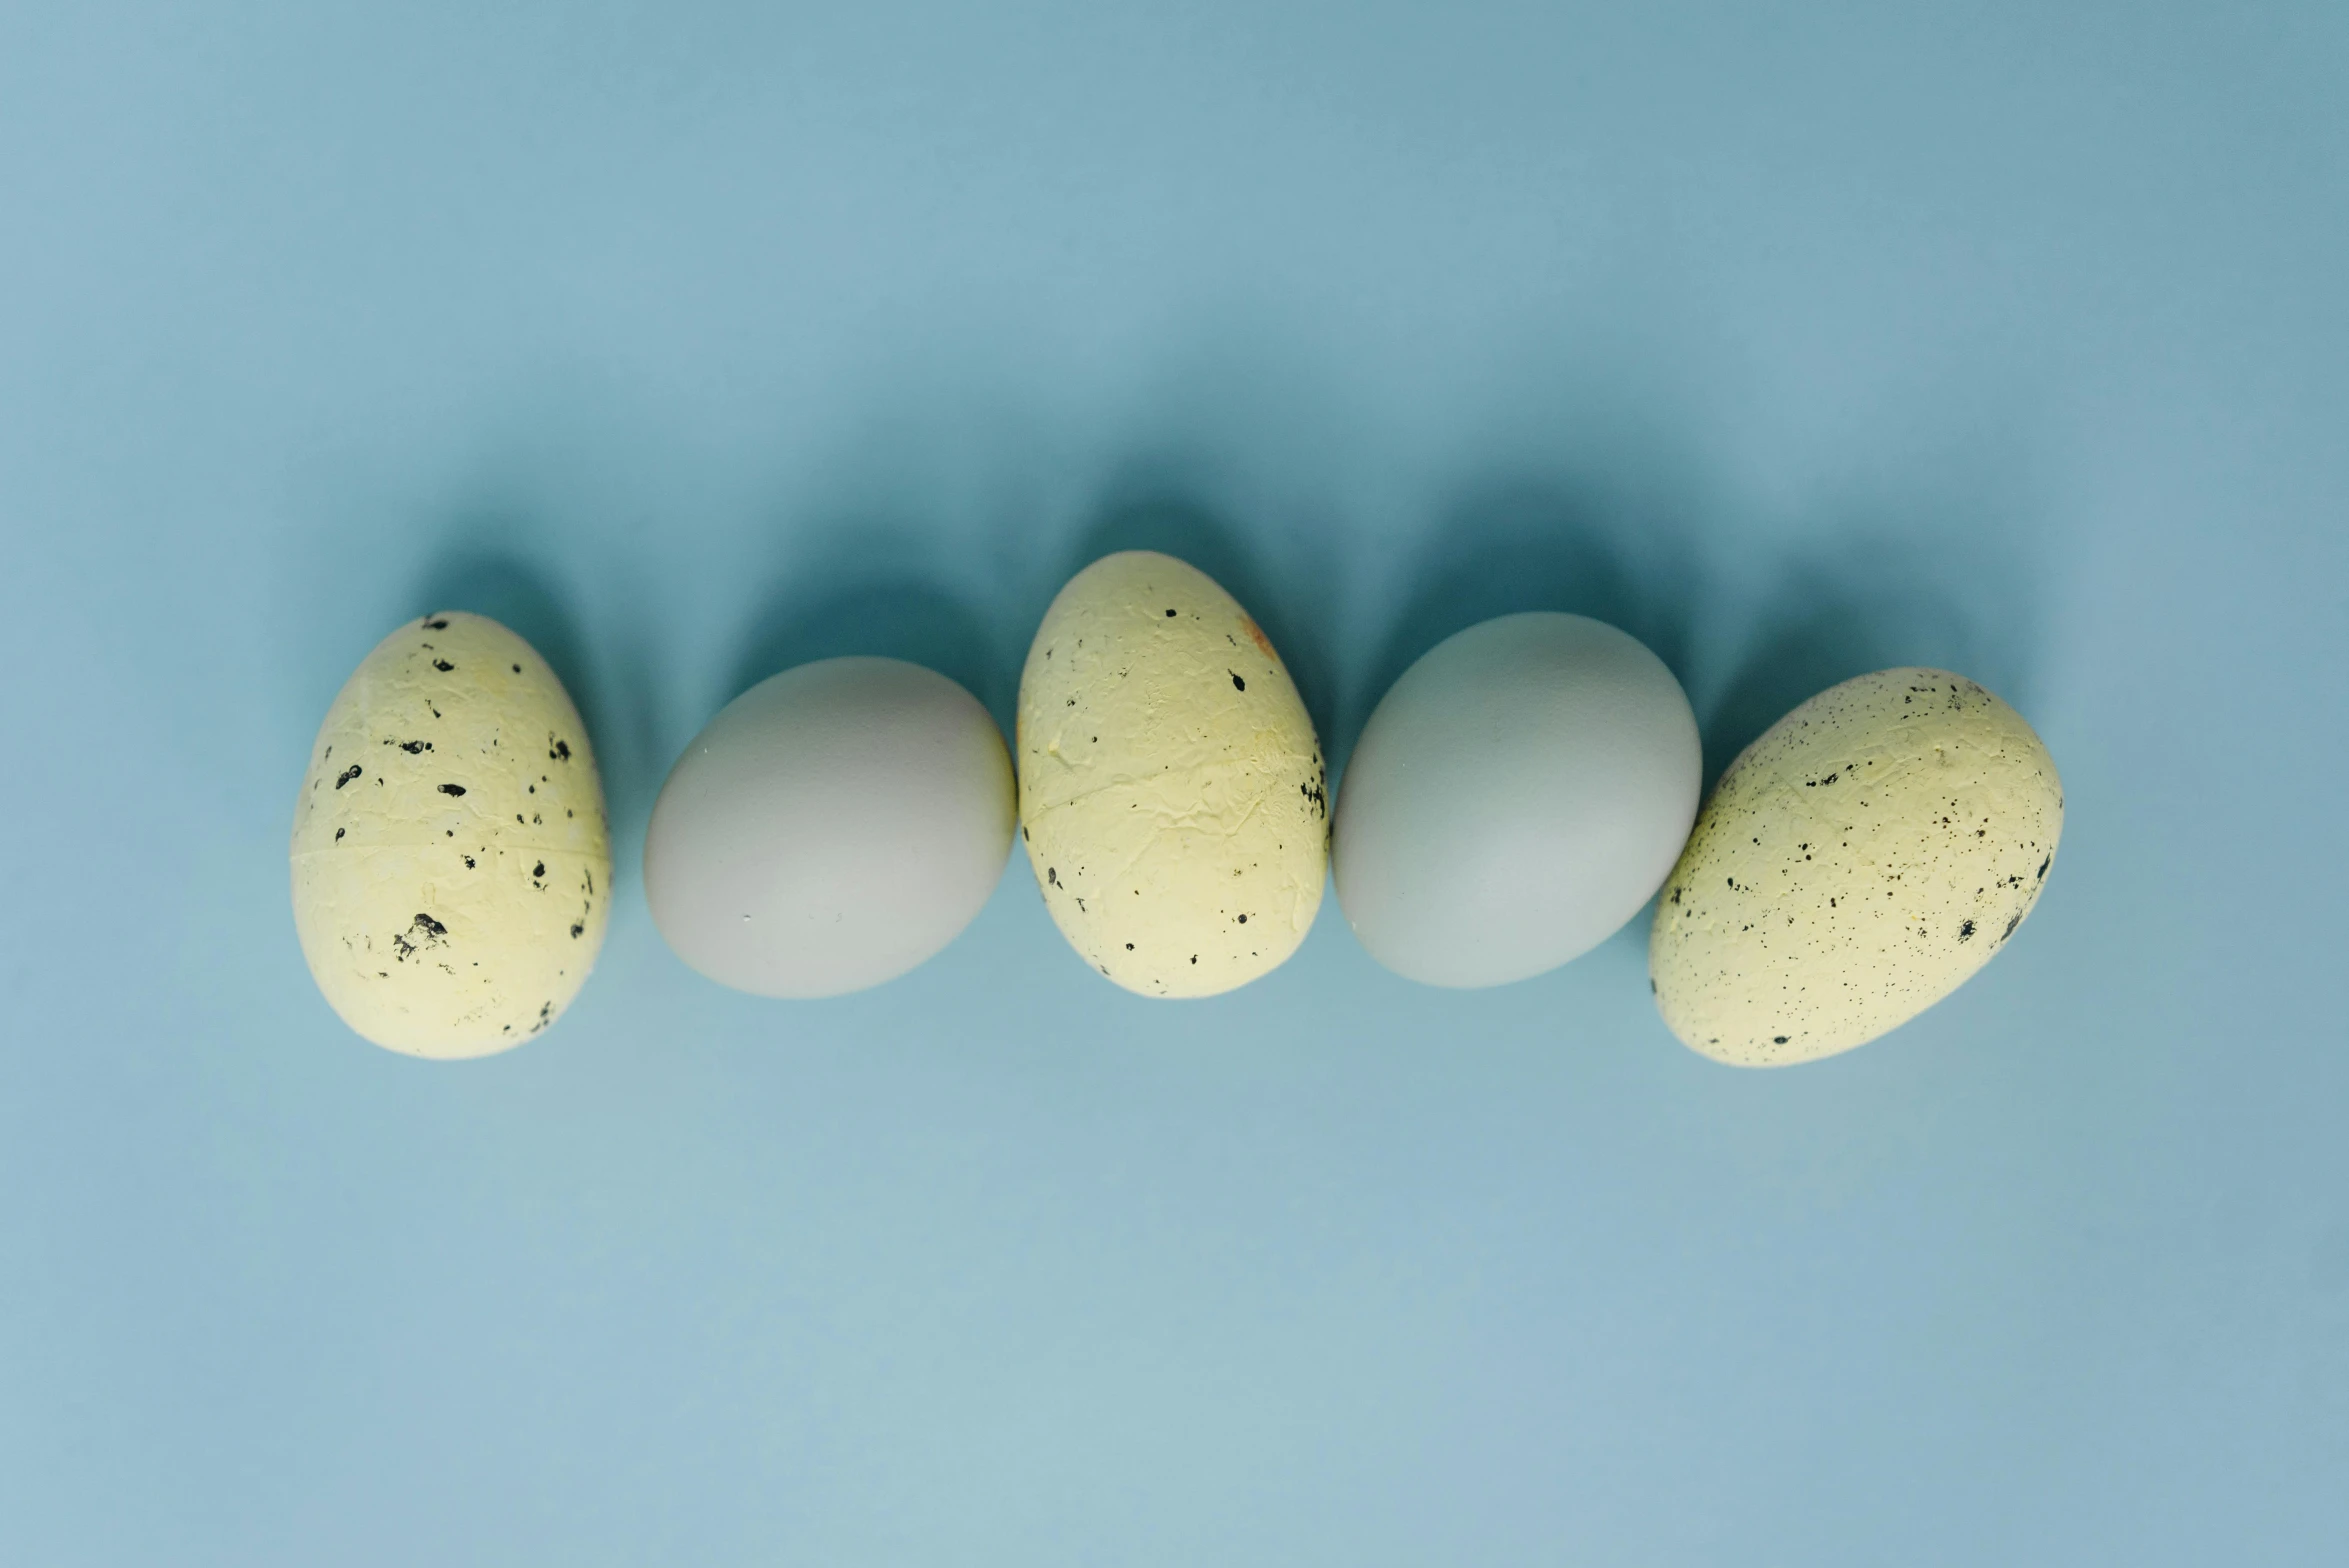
724 521 1009 734
1055 483 1344 747
1356 478 1703 777
1701 532 2040 786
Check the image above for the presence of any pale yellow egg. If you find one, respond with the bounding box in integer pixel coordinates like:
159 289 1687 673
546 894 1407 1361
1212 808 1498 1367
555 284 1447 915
290 613 611 1057
1017 552 1327 998
1650 668 2061 1066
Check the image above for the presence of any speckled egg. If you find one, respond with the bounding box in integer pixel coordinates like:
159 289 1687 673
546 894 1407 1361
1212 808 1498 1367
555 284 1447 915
290 613 611 1058
1017 551 1327 998
643 657 1015 998
1333 612 1701 988
1649 668 2062 1067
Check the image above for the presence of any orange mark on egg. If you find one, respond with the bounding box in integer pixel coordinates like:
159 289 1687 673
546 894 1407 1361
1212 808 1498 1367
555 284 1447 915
1241 617 1274 658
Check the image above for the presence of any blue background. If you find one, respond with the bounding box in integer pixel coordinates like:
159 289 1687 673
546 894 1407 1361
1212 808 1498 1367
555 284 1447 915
4 3 2344 1562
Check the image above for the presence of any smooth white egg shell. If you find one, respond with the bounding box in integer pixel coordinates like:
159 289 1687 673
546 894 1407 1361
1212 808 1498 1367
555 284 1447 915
644 657 1015 998
1333 612 1700 988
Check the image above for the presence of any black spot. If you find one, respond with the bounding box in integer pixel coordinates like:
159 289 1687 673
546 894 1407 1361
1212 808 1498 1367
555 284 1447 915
2037 855 2050 879
1125 943 1135 950
438 783 466 796
432 659 455 672
463 856 475 868
551 739 571 762
412 913 447 938
2000 913 2022 943
511 663 521 673
1236 913 1247 924
1229 672 1245 691
334 827 345 841
423 617 448 629
1047 867 1058 886
398 740 431 754
1958 919 1976 941
1166 608 1177 617
334 765 362 789
533 861 546 879
1191 955 1198 964
570 922 585 938
1773 1035 1789 1044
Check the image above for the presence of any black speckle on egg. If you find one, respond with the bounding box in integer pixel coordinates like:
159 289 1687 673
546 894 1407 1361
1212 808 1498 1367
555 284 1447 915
432 659 455 672
1229 671 1245 691
438 783 466 796
335 765 362 789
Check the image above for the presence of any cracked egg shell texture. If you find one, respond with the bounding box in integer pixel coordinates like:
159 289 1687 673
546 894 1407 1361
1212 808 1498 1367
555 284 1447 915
1018 551 1327 998
289 612 611 1058
643 658 1016 999
1649 668 2062 1067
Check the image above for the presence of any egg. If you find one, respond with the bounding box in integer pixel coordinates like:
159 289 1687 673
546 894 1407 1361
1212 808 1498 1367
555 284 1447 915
1649 668 2063 1066
643 657 1014 998
1017 551 1327 997
1333 612 1701 988
289 612 611 1058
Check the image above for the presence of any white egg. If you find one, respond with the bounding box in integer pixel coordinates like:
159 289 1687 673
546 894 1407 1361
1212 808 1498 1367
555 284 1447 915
1332 612 1700 988
644 657 1015 998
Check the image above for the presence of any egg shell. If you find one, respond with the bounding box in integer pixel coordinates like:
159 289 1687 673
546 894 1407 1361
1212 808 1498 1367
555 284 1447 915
1649 668 2063 1067
1017 551 1327 998
643 657 1015 998
1333 612 1701 988
289 612 611 1058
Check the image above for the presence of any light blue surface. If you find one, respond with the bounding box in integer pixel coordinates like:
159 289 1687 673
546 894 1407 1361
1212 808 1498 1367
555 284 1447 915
4 3 2344 1562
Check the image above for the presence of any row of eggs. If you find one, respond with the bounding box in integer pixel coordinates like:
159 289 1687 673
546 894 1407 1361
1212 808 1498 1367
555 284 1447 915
290 551 2063 1067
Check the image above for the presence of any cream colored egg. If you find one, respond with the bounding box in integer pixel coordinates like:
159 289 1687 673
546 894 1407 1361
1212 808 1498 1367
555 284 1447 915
290 612 611 1058
1650 668 2061 1067
1017 551 1327 997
